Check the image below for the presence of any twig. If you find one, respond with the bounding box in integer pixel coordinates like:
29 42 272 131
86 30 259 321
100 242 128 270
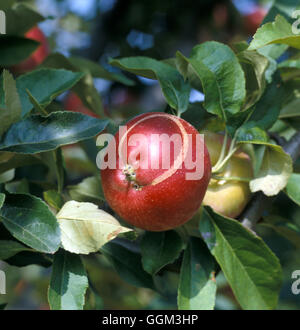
240 131 300 231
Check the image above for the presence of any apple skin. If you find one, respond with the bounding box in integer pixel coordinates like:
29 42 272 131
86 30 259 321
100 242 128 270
101 112 211 231
202 131 253 218
13 26 50 74
64 92 98 118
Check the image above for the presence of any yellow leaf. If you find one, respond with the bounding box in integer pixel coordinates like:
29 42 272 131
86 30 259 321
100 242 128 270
56 201 132 254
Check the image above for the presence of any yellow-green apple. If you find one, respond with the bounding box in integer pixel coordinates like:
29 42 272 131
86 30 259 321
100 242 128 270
202 131 253 218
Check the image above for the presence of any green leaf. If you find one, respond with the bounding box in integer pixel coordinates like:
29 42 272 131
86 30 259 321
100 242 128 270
73 74 105 118
0 70 22 137
42 54 105 118
268 120 297 142
141 231 184 275
86 283 104 310
43 190 64 211
262 0 300 25
0 193 61 253
0 69 84 117
4 70 22 116
101 240 154 290
279 64 300 82
18 69 84 117
237 50 268 110
110 56 190 114
0 169 14 184
284 118 300 131
285 173 300 206
0 153 41 173
233 74 284 141
0 193 5 208
0 111 108 154
5 178 29 194
260 215 300 249
253 4 291 83
225 108 255 139
62 144 97 175
178 237 217 310
68 176 105 203
5 3 45 35
0 0 16 11
5 251 52 268
248 143 292 196
258 44 288 61
0 304 7 310
0 240 32 260
0 35 39 66
249 15 300 51
200 207 282 310
278 59 300 70
257 49 280 83
175 53 203 91
57 201 132 255
176 42 246 120
26 88 47 115
279 97 300 118
181 102 212 130
69 56 135 86
0 152 14 163
39 149 65 194
48 250 88 310
0 225 51 268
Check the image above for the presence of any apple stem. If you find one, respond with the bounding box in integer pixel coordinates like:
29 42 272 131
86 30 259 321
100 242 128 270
228 136 237 154
213 131 228 171
212 146 238 173
123 164 142 190
212 131 238 174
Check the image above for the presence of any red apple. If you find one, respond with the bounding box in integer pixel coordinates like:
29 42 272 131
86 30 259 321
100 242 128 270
100 112 211 231
64 92 98 118
244 7 267 35
13 26 50 74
